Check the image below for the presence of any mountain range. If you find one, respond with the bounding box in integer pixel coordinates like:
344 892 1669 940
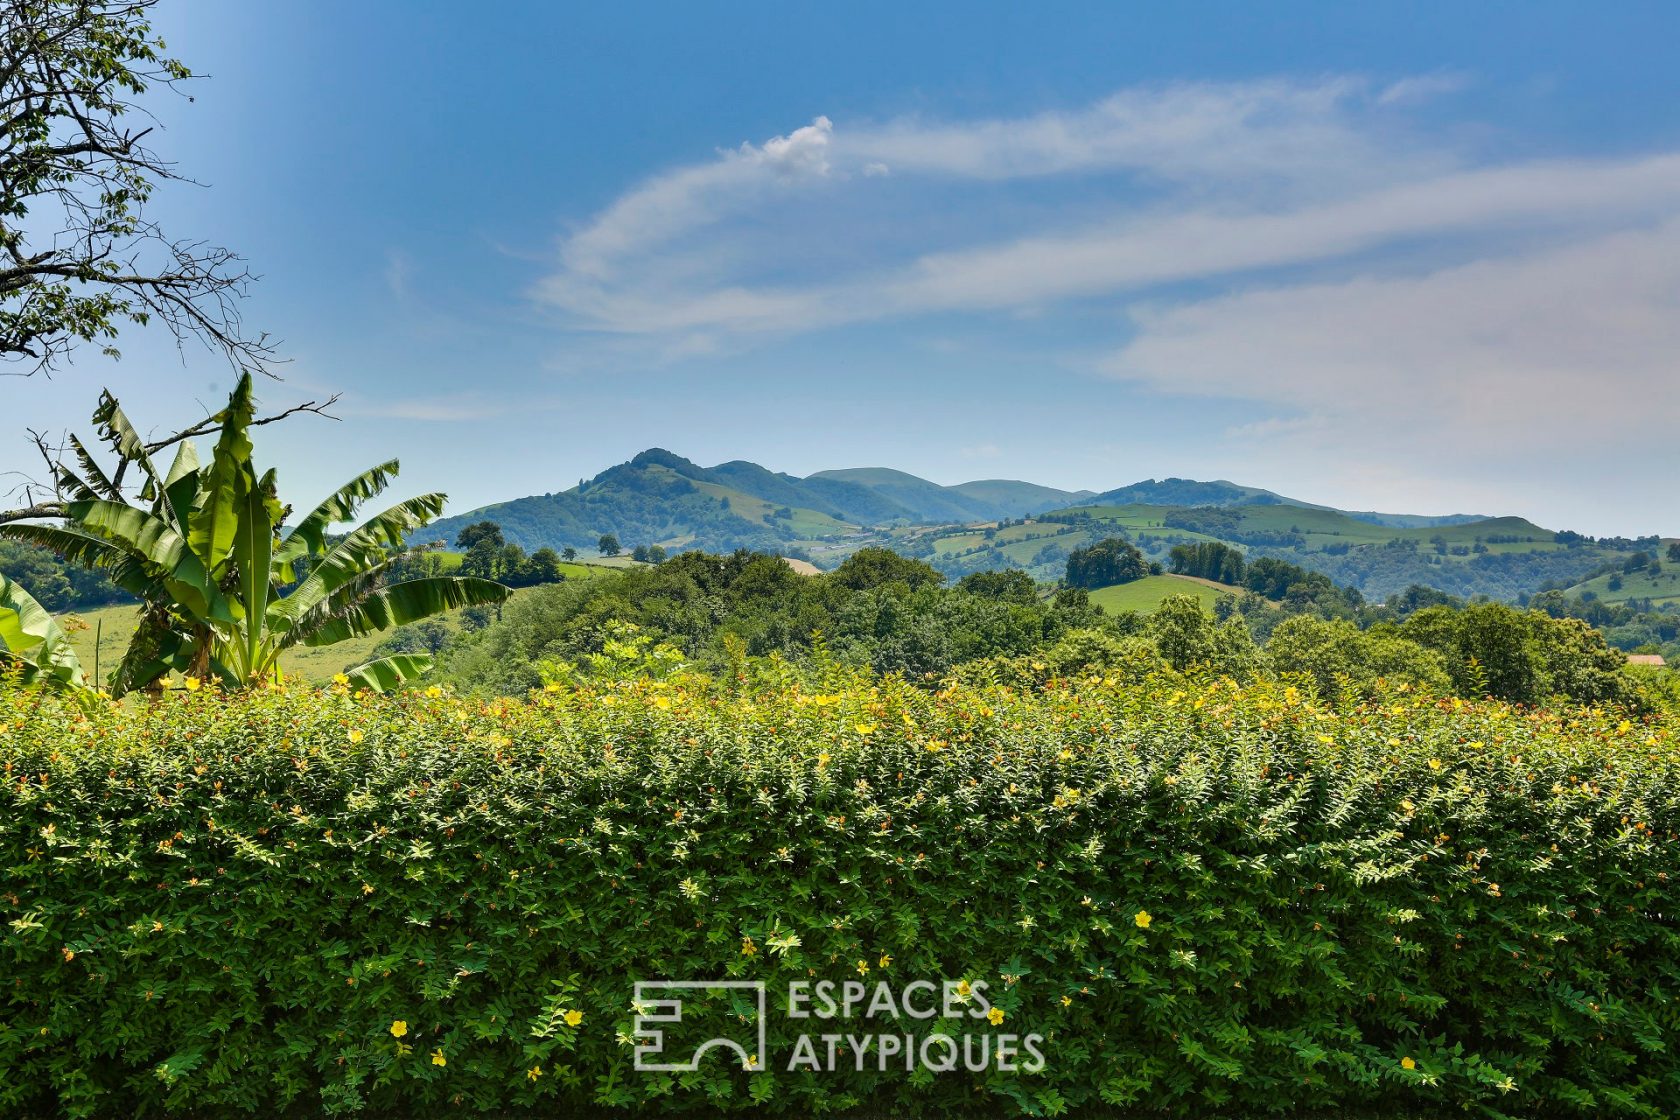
419 449 1664 605
424 447 1485 556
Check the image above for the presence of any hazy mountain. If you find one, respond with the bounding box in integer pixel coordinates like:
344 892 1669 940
418 449 1602 603
427 450 1098 551
1087 477 1485 527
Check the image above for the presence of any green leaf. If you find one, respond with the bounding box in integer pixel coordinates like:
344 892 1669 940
186 373 255 576
0 573 87 692
161 439 202 529
231 467 277 678
91 389 167 513
296 576 508 647
273 459 401 577
343 653 433 692
67 499 229 626
269 493 450 624
68 434 124 501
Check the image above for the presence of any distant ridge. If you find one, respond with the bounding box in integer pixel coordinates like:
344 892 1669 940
408 448 1634 603
1087 477 1485 528
426 454 1497 553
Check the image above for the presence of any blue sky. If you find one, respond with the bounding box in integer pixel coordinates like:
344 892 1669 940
6 1 1680 535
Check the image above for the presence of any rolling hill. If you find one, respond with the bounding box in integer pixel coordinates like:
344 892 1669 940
425 449 1092 556
418 449 1659 605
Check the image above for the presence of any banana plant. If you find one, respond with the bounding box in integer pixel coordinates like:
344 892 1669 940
0 573 89 695
1 374 508 695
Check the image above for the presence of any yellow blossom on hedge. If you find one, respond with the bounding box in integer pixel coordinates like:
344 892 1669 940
987 1007 1005 1025
332 673 350 687
347 729 365 744
389 1020 407 1038
527 1064 542 1081
1135 910 1152 929
1401 1056 1416 1070
431 1048 446 1066
563 1009 583 1028
183 676 201 692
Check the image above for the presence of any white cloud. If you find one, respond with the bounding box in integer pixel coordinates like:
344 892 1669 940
553 116 837 284
528 78 1680 519
1109 217 1680 454
1377 72 1471 106
534 79 1680 347
536 78 1447 330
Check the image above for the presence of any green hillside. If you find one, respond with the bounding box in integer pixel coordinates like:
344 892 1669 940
1088 574 1228 614
1567 561 1680 607
411 450 1660 606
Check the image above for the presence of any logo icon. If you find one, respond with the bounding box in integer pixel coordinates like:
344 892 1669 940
633 980 766 1072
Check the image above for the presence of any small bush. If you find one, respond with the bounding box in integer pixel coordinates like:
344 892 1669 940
2 670 1677 1117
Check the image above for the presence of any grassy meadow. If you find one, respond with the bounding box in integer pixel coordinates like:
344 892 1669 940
1087 573 1228 613
53 560 620 685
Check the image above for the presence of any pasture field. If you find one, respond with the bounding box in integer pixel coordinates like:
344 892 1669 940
1569 564 1680 606
53 563 620 684
1088 573 1228 614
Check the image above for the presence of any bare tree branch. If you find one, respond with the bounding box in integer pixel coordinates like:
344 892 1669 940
0 0 278 377
1 391 339 524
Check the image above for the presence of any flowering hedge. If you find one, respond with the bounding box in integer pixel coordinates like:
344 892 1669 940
2 669 1678 1117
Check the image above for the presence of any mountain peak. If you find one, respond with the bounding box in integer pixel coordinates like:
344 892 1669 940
627 447 700 472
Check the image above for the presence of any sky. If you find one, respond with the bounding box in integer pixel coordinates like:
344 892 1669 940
4 1 1679 536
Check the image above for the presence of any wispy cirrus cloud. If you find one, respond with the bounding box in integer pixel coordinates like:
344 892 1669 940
528 76 1680 476
534 78 1454 333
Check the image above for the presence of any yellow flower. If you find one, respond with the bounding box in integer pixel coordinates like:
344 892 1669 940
347 729 365 744
1401 1056 1416 1070
332 673 350 687
956 979 972 997
1134 909 1152 929
741 936 757 957
1467 740 1484 749
182 676 201 692
654 696 671 710
856 959 870 976
1060 995 1072 1007
925 739 947 752
563 1009 583 1028
425 686 443 699
987 1006 1005 1025
431 1048 446 1066
527 1064 543 1081
1387 738 1401 747
854 723 877 736
879 952 892 969
389 1020 408 1038
1427 758 1443 771
816 752 831 768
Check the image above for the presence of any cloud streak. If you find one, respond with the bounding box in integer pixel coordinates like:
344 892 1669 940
528 77 1680 484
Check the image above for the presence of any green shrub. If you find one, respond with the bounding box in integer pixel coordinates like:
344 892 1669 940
2 670 1678 1117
